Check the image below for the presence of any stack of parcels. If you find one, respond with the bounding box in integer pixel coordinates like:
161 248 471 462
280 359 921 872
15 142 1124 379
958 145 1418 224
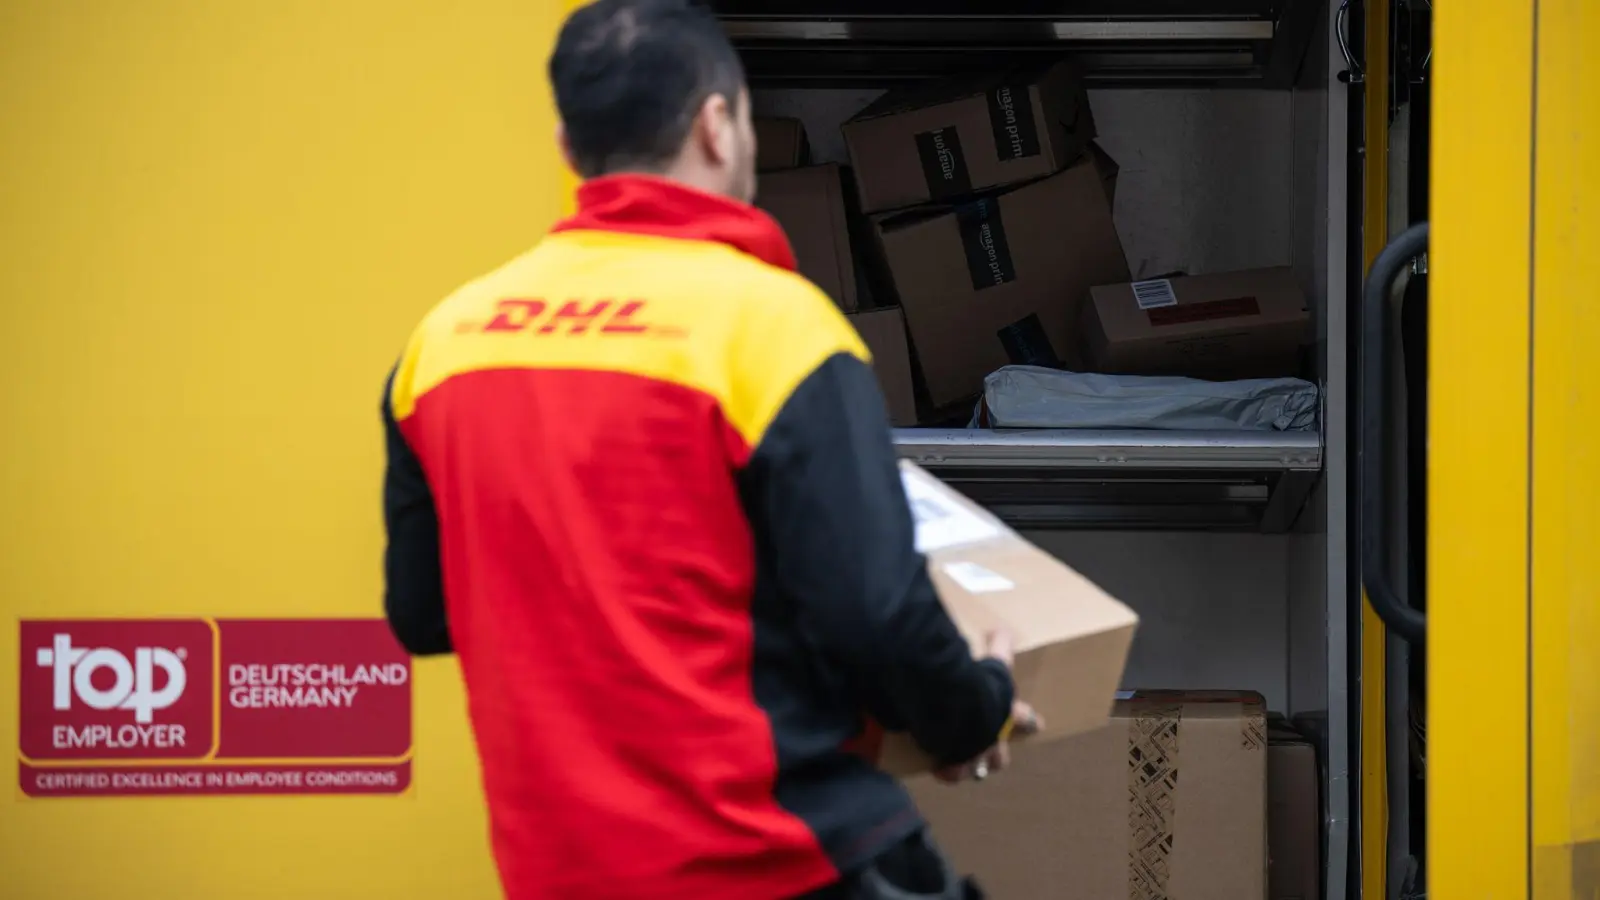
755 117 919 423
844 62 1125 413
755 63 1317 428
754 72 1327 900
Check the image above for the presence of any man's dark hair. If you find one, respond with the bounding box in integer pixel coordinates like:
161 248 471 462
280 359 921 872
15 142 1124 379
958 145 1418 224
550 0 747 178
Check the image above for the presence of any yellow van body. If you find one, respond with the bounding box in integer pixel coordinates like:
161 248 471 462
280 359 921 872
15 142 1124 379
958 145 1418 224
3 1 1596 898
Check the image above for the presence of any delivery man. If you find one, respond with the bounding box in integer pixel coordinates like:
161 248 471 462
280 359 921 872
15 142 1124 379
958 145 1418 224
380 1 1031 897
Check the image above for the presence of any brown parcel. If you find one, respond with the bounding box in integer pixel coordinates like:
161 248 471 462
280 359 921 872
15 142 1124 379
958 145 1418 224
1090 141 1121 205
864 463 1138 776
1269 729 1321 900
846 307 917 426
757 164 859 312
843 62 1096 214
754 116 809 171
1083 266 1312 380
910 690 1269 900
874 156 1130 407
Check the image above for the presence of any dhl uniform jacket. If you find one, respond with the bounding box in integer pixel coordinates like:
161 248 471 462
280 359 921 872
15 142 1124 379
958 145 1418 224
381 175 1013 900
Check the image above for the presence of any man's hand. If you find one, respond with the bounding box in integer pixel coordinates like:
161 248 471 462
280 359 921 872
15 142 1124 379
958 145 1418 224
985 627 1016 669
932 630 1042 784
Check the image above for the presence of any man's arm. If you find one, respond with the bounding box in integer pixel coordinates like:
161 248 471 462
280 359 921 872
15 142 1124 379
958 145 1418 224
381 368 452 656
738 351 1013 768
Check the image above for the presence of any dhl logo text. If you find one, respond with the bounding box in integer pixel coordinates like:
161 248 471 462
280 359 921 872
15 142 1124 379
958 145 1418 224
460 299 682 337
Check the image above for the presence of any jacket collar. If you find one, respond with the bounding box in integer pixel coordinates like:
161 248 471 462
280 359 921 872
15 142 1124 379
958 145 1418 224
552 174 797 272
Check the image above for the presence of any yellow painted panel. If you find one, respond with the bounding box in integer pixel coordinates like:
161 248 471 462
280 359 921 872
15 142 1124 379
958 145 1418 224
1531 1 1600 897
1428 0 1536 898
1359 2 1391 896
0 1 578 897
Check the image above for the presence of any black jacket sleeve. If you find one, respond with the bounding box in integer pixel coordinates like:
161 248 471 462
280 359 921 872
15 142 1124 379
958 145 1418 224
739 353 1014 767
381 368 452 656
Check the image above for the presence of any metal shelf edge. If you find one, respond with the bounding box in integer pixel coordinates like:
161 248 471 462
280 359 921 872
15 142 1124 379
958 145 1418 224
721 19 1277 43
893 428 1323 470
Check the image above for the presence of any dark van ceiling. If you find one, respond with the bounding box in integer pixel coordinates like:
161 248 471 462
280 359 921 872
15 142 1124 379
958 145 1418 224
711 1 1323 88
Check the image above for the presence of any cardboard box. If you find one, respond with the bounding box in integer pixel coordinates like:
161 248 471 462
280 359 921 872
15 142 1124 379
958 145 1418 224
757 164 859 312
1269 727 1322 900
1083 266 1312 380
1090 141 1121 206
857 463 1138 776
910 690 1269 900
843 62 1096 214
754 116 809 171
872 156 1130 407
846 307 918 426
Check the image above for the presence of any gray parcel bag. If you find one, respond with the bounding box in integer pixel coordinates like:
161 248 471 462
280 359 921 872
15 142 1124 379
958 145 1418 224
971 366 1320 431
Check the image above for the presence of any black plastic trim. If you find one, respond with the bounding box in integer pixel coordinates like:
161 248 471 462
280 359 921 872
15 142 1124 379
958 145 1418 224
1358 221 1428 645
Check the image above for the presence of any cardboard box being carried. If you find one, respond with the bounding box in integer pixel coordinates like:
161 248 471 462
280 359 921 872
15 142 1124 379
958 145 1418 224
872 155 1130 407
758 164 859 312
1083 266 1312 380
754 116 810 171
910 690 1269 900
843 62 1096 214
859 463 1138 776
846 307 918 426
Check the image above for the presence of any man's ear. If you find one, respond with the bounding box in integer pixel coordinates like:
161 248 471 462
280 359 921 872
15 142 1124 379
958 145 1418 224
692 93 735 167
555 122 581 176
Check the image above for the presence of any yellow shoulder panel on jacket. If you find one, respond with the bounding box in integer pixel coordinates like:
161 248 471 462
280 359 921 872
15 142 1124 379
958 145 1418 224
387 230 867 448
388 265 513 422
724 263 869 450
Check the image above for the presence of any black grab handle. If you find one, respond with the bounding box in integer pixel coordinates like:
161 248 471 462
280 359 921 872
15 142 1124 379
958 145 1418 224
1360 221 1428 645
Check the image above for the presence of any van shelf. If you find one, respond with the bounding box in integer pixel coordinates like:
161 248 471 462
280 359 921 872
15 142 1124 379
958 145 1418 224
894 428 1321 532
715 1 1319 88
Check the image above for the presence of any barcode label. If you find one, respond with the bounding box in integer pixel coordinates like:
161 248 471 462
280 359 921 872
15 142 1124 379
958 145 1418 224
909 497 951 526
901 468 1001 553
1131 278 1179 310
942 561 1016 594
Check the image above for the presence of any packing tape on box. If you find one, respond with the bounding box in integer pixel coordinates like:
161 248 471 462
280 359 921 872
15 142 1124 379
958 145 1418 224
1126 700 1183 900
1124 694 1268 900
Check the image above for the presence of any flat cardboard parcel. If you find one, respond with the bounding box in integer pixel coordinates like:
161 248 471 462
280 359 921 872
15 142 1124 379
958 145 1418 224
868 463 1139 775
